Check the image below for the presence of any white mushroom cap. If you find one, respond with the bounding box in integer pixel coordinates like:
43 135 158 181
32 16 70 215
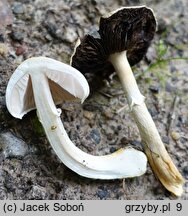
6 57 89 119
5 57 147 180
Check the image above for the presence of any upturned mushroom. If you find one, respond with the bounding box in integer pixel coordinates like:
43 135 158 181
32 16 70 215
71 6 184 195
6 56 147 179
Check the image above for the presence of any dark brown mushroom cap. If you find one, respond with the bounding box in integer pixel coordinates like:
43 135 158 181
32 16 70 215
71 6 157 91
99 6 157 66
71 35 113 83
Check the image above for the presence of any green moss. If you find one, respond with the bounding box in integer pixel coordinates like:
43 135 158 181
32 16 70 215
31 116 45 136
136 39 188 88
93 92 110 106
60 52 70 64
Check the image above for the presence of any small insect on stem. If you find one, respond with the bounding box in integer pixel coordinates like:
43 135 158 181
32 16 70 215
51 125 57 130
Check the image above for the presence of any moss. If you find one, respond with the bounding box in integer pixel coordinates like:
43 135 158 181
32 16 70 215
31 116 45 136
136 39 188 89
59 52 70 64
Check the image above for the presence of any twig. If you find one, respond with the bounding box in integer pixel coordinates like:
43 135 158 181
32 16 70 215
116 104 129 114
167 95 179 136
98 90 113 98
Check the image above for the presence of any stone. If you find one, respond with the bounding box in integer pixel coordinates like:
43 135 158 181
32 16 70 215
171 131 180 141
96 188 108 199
0 34 4 42
0 43 8 56
145 45 157 63
0 132 28 158
117 125 122 131
131 140 143 148
62 26 77 43
0 0 13 27
44 21 58 39
12 2 24 14
107 133 114 141
10 31 24 42
156 18 168 34
148 108 158 117
165 82 175 93
83 110 95 120
103 110 113 119
183 166 188 180
15 45 27 56
162 136 170 144
149 85 160 94
109 147 116 153
90 129 101 144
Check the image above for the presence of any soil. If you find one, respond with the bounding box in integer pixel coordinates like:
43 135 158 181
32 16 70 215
0 0 188 200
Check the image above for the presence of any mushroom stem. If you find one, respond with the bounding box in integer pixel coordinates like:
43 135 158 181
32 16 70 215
110 51 145 108
30 71 147 179
109 51 184 196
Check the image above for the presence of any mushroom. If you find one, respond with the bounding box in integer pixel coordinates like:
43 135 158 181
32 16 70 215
5 56 147 179
71 6 184 195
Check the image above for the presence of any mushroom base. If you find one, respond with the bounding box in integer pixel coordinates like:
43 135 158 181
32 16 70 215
132 103 184 197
